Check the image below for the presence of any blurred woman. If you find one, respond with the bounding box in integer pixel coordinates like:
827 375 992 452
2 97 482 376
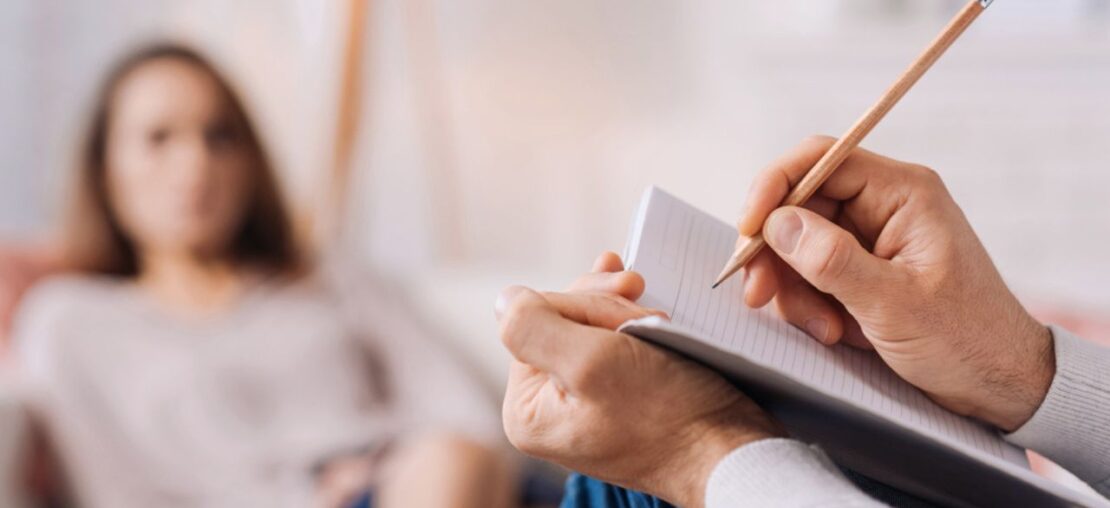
11 44 512 508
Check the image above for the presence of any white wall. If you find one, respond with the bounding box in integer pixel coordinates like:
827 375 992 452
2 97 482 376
349 0 1110 300
0 0 47 236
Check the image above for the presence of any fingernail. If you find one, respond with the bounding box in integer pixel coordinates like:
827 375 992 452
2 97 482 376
494 285 527 320
766 210 803 255
804 318 828 343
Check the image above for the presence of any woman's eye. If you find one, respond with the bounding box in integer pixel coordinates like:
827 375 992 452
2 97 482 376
206 124 239 149
148 128 170 146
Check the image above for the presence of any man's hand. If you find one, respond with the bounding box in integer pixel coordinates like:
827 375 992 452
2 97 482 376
738 135 1054 432
496 253 783 508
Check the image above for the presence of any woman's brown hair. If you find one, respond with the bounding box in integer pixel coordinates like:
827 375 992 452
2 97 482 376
62 43 301 277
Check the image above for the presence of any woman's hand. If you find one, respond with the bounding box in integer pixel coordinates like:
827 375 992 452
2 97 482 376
738 136 1053 431
314 455 376 508
496 253 783 508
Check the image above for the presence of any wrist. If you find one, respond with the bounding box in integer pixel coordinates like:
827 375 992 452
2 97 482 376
982 320 1055 432
656 409 785 508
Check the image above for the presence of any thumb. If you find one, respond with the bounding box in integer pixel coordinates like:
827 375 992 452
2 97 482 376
762 206 890 308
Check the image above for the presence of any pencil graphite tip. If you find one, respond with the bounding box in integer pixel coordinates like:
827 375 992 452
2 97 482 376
711 264 736 289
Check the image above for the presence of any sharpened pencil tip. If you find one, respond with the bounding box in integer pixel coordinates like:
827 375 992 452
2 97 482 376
710 281 721 289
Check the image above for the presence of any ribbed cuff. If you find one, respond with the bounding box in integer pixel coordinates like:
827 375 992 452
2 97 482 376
705 438 885 508
1006 325 1110 495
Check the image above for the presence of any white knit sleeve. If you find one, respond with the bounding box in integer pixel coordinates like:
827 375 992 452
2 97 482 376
1006 325 1110 498
706 438 886 508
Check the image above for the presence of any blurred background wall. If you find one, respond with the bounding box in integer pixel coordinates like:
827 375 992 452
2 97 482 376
349 0 1110 383
3 0 1110 386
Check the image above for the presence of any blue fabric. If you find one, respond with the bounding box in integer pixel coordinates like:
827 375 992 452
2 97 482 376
345 490 372 508
560 474 675 508
558 468 936 508
338 467 568 508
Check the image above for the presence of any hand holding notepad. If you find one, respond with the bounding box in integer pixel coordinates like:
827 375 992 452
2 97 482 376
620 186 1099 507
497 259 789 508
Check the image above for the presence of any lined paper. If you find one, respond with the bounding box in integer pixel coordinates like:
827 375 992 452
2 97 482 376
624 186 1029 467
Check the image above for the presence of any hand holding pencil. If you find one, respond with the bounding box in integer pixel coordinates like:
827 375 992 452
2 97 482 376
710 0 1053 438
713 0 992 288
725 135 1054 432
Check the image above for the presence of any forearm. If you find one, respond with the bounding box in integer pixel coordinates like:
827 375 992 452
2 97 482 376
706 439 886 508
1005 326 1110 497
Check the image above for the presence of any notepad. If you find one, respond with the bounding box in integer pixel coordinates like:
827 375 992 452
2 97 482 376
619 186 1102 507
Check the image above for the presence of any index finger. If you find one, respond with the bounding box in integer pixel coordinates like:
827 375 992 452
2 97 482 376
497 287 658 389
735 135 908 239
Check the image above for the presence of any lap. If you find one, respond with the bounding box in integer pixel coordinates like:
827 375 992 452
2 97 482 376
560 468 940 508
559 474 675 508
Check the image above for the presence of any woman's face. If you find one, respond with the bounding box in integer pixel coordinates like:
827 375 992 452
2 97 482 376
105 58 254 261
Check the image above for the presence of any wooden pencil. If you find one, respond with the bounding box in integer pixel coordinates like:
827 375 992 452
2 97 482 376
712 0 993 289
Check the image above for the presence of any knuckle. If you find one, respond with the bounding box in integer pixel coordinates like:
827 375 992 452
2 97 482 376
908 164 954 206
567 273 595 291
566 345 608 391
567 337 624 392
598 292 627 309
498 299 536 351
812 231 854 285
563 363 597 393
911 164 944 188
751 168 776 187
599 290 626 303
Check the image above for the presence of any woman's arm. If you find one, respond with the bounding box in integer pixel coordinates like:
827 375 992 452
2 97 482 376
339 272 505 448
324 263 515 508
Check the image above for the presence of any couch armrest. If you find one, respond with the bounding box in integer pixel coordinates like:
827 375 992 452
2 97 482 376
0 243 64 352
0 374 30 508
